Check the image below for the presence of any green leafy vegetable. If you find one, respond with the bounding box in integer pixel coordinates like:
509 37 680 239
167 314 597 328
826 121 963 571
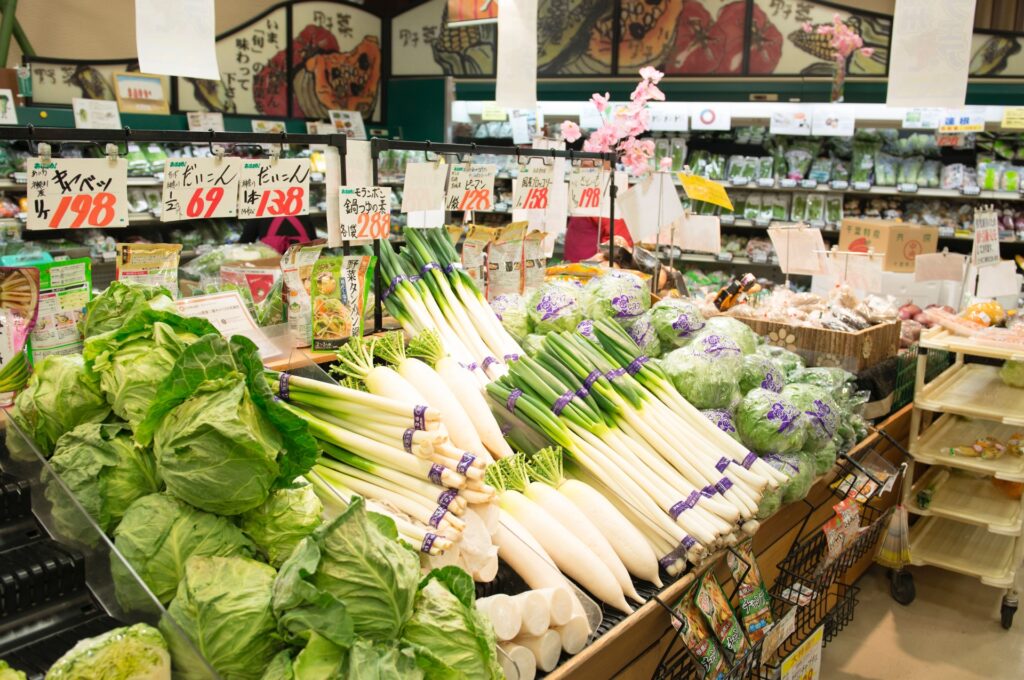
80 281 173 339
755 344 805 377
648 298 706 350
112 493 255 610
739 354 785 394
0 660 26 680
44 623 170 680
781 383 839 450
347 639 423 680
11 354 111 453
580 272 649 327
164 556 285 679
526 280 584 334
1001 360 1024 387
241 483 323 568
662 346 741 409
489 294 530 340
735 388 808 455
626 311 662 357
695 317 759 354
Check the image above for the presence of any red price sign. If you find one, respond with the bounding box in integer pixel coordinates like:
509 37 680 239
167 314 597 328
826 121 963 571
457 189 492 211
445 164 497 213
512 163 554 212
161 157 241 222
27 157 129 230
185 187 226 219
339 186 392 241
569 167 606 216
238 159 311 220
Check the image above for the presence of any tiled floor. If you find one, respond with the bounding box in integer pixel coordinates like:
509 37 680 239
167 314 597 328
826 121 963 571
821 565 1024 679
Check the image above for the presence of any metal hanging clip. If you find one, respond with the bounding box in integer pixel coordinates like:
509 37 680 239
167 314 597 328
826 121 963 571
105 143 120 163
38 142 51 164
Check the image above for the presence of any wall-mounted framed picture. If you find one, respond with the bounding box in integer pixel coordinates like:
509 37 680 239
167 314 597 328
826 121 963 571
112 71 171 114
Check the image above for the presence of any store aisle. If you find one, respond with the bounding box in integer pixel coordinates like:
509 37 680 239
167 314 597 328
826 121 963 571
821 565 1024 679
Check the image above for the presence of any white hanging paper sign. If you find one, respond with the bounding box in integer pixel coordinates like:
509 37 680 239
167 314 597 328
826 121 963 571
972 209 1000 267
768 226 828 275
510 110 533 145
914 252 967 282
769 109 811 136
495 0 537 109
516 138 569 237
72 98 121 129
568 167 607 217
647 103 689 132
617 173 683 241
834 253 884 293
175 291 281 360
160 157 241 222
445 164 497 212
406 210 445 228
187 111 225 132
344 140 373 187
339 186 392 240
26 157 129 230
902 107 943 129
237 158 311 220
663 214 721 255
887 0 976 107
329 110 367 140
812 107 855 137
690 105 731 131
401 162 448 212
135 0 220 80
977 260 1020 298
512 163 554 211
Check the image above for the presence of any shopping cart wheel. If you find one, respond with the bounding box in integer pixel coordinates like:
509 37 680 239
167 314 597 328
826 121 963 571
890 569 915 605
1001 596 1017 630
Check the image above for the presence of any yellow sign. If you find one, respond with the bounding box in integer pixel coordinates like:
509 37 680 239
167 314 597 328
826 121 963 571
678 173 733 211
481 103 507 121
1003 107 1024 130
781 625 823 680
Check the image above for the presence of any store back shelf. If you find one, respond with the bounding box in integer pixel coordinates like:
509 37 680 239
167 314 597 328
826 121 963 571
915 363 1024 426
908 467 1023 535
910 414 1024 482
919 328 1024 362
909 516 1019 588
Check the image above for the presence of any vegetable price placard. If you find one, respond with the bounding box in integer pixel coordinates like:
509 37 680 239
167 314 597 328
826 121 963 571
512 163 554 211
339 186 392 240
26 157 129 230
678 173 733 211
237 158 311 220
568 167 607 216
972 208 1000 268
161 157 241 222
445 164 497 212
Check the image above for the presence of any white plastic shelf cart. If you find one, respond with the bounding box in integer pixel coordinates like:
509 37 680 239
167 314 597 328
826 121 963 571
902 327 1024 628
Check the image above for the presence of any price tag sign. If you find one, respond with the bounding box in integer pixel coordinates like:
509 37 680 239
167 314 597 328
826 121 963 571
568 167 607 216
26 157 129 230
187 111 225 132
175 291 281 360
897 183 919 193
445 164 497 212
161 157 241 222
237 159 310 220
972 208 1000 267
800 179 818 189
1002 107 1024 130
938 110 986 134
481 102 507 121
512 163 554 211
779 178 798 188
339 186 392 240
768 225 828 275
831 180 849 190
402 162 449 213
677 173 733 211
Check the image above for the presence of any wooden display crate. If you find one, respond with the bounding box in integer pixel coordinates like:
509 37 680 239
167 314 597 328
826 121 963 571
730 316 900 372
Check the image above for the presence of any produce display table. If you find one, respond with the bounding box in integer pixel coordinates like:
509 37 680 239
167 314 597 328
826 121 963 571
547 405 911 679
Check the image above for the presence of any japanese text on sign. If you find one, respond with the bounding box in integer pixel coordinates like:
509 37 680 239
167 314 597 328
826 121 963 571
678 173 733 211
512 163 554 211
161 157 241 222
937 111 986 134
445 164 497 212
237 158 311 220
568 167 607 216
339 186 391 240
973 209 1001 267
27 157 129 230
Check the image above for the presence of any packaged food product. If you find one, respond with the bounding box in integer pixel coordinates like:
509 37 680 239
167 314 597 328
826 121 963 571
694 571 749 661
27 258 92 361
488 222 526 300
725 541 774 643
279 242 323 347
670 596 729 680
820 498 862 573
116 243 182 297
522 230 548 295
310 254 371 351
461 225 499 296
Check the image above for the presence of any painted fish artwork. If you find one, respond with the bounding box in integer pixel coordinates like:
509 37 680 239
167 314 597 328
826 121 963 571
970 35 1023 76
788 13 890 76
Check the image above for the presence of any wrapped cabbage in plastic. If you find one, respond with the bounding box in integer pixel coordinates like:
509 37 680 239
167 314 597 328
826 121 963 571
580 271 649 327
627 311 662 357
782 383 839 450
698 316 759 354
787 366 856 402
663 347 741 409
739 354 784 394
755 344 805 377
700 409 741 442
811 440 838 476
526 280 584 334
735 389 808 455
755 486 782 520
490 294 530 340
765 452 814 504
1001 360 1024 388
648 298 706 349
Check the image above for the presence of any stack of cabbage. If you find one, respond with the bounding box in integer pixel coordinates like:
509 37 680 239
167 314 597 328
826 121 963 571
9 282 502 680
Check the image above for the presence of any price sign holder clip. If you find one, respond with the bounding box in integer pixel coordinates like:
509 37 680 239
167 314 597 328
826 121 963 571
104 143 119 163
37 142 51 165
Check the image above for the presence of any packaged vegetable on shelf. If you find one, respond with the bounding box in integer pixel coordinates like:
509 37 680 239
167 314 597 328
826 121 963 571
694 571 749 661
736 388 807 456
463 225 499 295
580 270 650 329
488 222 526 300
281 241 324 349
726 541 774 644
490 293 530 341
523 230 548 295
27 258 92 362
670 596 730 679
310 255 372 351
527 279 584 334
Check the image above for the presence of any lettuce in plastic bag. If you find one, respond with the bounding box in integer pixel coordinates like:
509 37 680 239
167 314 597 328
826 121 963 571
627 311 662 357
581 271 649 327
782 383 839 450
663 346 741 409
735 388 808 455
526 280 584 334
648 298 706 349
700 409 741 442
739 354 785 394
755 344 805 377
490 294 530 340
697 316 759 354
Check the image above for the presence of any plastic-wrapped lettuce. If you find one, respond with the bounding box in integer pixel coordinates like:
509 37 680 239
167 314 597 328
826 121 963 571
739 354 784 394
1001 360 1024 387
648 298 706 349
782 383 839 449
663 346 741 409
735 388 808 455
576 319 599 344
580 271 649 327
765 452 814 504
810 440 838 476
698 316 759 354
44 623 170 680
755 344 805 377
755 486 782 520
526 280 584 334
787 366 856 402
700 409 741 442
489 294 530 340
627 310 662 357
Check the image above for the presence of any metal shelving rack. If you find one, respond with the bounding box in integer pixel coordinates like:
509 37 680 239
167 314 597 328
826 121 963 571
901 327 1024 628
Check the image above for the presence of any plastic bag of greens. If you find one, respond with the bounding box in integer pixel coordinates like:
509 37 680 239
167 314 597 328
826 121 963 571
527 280 584 334
851 141 877 184
782 383 839 450
649 298 706 349
791 193 808 221
744 193 762 220
805 194 826 223
809 157 833 183
826 195 843 224
810 440 838 476
787 366 856 402
920 159 942 188
897 156 924 185
735 388 807 455
124 143 150 176
765 452 814 503
831 158 851 182
740 354 784 394
581 271 649 328
696 316 759 354
873 151 898 186
701 408 741 442
628 310 662 357
490 293 530 340
756 344 805 377
756 156 775 181
784 149 813 180
756 485 782 519
663 347 741 410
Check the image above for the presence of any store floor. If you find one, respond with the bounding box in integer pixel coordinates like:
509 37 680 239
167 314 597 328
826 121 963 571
821 564 1024 679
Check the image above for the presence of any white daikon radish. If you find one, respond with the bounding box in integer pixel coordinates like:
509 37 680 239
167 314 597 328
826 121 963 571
499 642 537 680
472 501 499 535
514 631 561 673
556 615 591 655
537 587 574 628
529 448 663 587
333 336 426 404
459 508 499 582
477 594 521 641
512 590 550 637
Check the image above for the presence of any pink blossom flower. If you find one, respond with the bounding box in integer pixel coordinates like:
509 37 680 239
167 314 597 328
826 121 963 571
659 156 672 171
802 21 814 32
619 138 655 176
860 47 875 58
591 92 610 113
561 120 582 143
639 66 664 84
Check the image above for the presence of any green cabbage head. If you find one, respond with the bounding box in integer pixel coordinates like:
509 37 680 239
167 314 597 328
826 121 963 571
80 281 173 339
241 483 323 568
739 354 785 394
663 346 741 409
526 280 583 334
626 311 662 357
648 298 706 349
0 661 26 680
44 623 170 680
696 316 759 354
489 294 530 340
781 383 839 450
1001 360 1024 387
581 271 649 326
735 388 808 455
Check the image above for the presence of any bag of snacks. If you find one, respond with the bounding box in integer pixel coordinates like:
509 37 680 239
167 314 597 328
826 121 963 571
694 571 749 661
725 541 774 643
670 596 729 680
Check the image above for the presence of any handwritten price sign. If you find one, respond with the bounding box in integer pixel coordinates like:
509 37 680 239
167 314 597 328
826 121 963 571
237 158 311 220
27 157 129 230
340 186 392 240
512 163 554 211
161 157 241 222
568 167 606 216
445 164 497 212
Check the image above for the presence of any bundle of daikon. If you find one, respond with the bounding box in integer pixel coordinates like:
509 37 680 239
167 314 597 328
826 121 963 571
376 227 524 382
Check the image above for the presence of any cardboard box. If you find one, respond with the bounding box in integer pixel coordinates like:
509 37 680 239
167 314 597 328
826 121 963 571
838 218 939 273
